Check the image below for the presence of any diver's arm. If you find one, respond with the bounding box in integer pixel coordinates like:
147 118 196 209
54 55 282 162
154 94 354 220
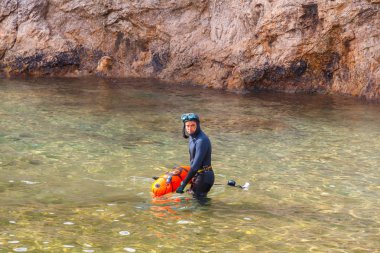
177 139 208 192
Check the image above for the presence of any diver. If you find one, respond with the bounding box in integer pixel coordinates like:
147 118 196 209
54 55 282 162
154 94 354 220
176 113 214 199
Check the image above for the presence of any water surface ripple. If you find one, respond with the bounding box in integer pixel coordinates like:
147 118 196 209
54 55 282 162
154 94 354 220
0 78 379 252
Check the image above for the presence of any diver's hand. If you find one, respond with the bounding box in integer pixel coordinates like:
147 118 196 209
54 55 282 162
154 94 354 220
176 183 185 194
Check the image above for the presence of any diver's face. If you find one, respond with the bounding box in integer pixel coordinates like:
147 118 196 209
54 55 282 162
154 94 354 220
185 121 197 135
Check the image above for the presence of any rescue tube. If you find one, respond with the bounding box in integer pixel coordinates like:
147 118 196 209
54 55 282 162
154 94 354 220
152 166 190 197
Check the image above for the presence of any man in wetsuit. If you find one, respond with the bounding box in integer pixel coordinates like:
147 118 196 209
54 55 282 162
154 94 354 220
176 113 214 198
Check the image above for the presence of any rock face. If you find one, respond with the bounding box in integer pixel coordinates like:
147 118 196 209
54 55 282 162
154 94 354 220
0 0 379 100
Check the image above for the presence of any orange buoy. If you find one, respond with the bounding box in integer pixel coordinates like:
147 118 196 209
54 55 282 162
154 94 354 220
152 166 190 197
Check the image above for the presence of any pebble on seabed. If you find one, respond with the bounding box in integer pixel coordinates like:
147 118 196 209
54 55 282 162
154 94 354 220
124 248 136 252
13 247 28 252
177 220 193 224
21 180 39 185
63 222 75 225
119 231 130 236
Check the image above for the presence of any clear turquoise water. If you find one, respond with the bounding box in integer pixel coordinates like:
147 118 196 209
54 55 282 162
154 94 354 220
0 78 379 252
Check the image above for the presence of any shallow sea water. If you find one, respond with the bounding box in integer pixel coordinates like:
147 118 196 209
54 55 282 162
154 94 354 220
0 77 379 252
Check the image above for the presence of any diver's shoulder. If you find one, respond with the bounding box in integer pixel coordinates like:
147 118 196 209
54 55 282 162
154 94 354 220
199 131 210 141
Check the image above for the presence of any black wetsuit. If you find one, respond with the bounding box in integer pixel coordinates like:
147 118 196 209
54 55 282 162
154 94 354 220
181 124 214 198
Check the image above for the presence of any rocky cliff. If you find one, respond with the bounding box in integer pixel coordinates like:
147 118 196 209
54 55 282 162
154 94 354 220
1 0 379 99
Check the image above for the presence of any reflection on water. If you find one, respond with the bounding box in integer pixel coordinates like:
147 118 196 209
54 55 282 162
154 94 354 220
0 77 379 252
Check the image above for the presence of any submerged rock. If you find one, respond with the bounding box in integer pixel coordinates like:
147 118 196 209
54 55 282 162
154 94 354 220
0 0 379 100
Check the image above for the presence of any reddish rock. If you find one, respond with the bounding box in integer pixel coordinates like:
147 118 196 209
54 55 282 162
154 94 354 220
0 0 379 100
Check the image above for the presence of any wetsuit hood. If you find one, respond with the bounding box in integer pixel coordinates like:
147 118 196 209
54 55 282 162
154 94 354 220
181 113 201 139
182 119 201 139
190 121 201 138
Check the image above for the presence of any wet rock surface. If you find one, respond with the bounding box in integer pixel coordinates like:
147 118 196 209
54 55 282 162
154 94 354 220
0 0 379 100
